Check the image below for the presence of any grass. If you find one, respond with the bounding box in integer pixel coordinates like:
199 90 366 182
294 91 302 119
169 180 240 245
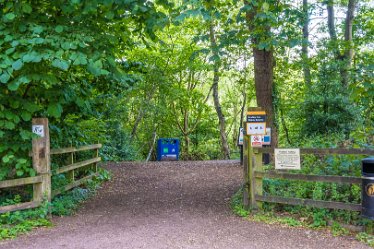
0 168 110 241
231 187 374 248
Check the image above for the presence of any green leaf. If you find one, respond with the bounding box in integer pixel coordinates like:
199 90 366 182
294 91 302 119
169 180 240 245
73 54 88 65
52 59 70 71
4 121 15 129
22 4 32 14
16 170 24 177
23 52 42 63
0 72 10 83
47 103 63 118
18 158 27 164
55 25 64 33
262 2 269 12
6 47 15 55
20 129 30 140
12 59 23 70
10 100 19 108
32 26 44 34
24 103 39 113
11 40 19 47
4 13 16 21
2 156 10 163
20 111 32 121
29 169 36 177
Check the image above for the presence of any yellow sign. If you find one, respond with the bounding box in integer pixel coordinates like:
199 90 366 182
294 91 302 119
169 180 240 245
366 183 374 197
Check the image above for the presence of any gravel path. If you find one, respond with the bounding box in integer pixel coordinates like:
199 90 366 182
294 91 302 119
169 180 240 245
0 161 370 249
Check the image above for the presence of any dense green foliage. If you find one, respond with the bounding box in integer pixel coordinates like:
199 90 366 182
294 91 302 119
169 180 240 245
1 0 372 172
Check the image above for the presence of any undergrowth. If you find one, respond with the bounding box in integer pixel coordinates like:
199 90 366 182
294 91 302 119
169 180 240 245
0 168 110 240
231 186 374 248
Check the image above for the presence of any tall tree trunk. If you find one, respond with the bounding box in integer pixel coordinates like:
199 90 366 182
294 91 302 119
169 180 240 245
209 23 230 159
326 0 356 87
183 110 190 155
244 0 278 147
252 49 278 148
240 89 247 126
342 0 356 87
326 0 337 41
302 0 311 88
146 128 157 162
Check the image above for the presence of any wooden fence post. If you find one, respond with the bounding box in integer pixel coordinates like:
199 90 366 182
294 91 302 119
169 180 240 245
243 134 250 208
32 118 51 202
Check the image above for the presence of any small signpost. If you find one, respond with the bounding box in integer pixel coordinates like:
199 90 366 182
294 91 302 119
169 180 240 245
275 149 301 170
246 110 266 136
32 125 45 137
243 108 267 209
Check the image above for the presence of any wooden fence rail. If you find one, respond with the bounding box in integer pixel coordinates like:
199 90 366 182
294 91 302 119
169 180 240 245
243 135 374 213
0 118 102 214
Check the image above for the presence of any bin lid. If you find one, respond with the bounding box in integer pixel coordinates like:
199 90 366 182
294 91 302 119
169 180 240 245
363 157 374 164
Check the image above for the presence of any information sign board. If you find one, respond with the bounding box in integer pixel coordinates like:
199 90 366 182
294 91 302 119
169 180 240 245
246 110 266 135
237 127 244 145
275 149 301 170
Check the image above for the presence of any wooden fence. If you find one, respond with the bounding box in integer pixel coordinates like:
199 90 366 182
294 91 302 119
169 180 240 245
0 118 101 214
243 135 374 212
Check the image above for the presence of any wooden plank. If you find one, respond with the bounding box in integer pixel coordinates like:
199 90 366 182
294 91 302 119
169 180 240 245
0 176 43 189
249 138 255 209
255 195 361 211
253 151 263 209
243 133 250 208
50 144 102 155
254 171 361 184
50 147 76 155
55 157 101 174
0 201 42 214
254 147 374 155
75 144 102 152
52 173 98 198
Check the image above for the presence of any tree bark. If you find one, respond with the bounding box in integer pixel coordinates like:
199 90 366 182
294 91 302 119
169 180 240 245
302 0 311 88
326 0 356 87
341 0 356 87
252 49 278 148
326 0 337 41
209 23 230 159
244 0 278 147
146 128 157 162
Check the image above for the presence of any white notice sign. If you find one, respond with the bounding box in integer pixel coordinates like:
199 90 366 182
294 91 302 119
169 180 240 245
238 127 244 145
32 125 44 137
275 149 301 170
246 122 266 135
251 135 263 148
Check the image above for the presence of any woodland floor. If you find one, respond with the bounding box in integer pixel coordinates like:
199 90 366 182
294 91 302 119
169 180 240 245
0 160 370 249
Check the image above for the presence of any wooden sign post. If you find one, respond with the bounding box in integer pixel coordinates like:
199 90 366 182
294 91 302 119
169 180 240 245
244 107 266 210
32 118 51 202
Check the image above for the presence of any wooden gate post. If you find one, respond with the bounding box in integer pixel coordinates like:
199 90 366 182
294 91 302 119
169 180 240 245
32 118 51 202
243 132 250 209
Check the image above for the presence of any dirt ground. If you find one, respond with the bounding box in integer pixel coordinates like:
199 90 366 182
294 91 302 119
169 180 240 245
0 160 370 249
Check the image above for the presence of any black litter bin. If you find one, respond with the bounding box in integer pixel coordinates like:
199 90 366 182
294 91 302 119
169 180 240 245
362 157 374 219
